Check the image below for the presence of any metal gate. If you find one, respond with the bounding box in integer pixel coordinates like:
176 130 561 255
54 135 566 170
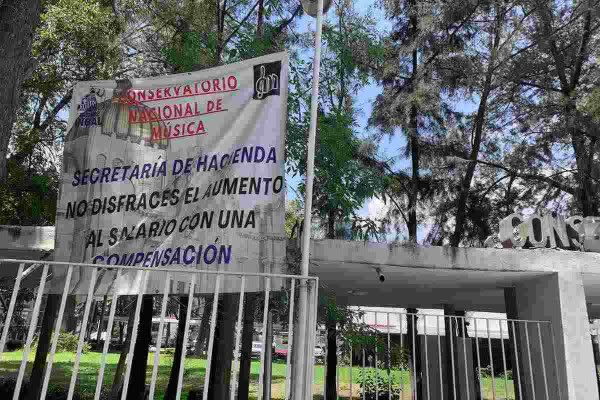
320 310 561 400
0 258 318 400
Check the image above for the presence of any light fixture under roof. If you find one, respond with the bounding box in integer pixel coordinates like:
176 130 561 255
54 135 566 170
347 289 368 296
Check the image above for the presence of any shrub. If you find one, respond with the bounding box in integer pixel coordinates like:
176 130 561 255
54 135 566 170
5 339 23 351
32 331 91 353
358 368 402 399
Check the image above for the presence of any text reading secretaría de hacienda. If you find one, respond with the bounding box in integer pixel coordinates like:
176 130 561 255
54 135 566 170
71 145 278 187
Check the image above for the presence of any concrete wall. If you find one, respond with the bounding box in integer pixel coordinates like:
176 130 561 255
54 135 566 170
515 272 598 400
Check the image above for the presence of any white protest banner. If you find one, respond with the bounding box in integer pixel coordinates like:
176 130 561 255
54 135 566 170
52 52 288 295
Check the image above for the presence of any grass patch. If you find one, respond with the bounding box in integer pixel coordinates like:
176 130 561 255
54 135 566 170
0 351 515 399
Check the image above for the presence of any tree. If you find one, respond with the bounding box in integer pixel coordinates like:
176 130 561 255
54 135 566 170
369 1 477 242
513 0 600 215
287 3 386 398
1 0 123 225
0 0 42 185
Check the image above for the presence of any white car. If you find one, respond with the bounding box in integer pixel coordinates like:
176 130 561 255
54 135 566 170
251 341 263 358
314 345 325 362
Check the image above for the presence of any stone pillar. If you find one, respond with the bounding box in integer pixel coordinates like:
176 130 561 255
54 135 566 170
514 272 598 400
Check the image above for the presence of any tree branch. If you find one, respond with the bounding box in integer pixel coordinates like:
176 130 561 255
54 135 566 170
223 0 260 46
38 90 73 133
272 5 302 38
461 157 575 195
570 0 593 88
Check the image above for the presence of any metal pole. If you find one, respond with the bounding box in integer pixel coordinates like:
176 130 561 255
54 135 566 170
295 0 324 398
263 309 274 400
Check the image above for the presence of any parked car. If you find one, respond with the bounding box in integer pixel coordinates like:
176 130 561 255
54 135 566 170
314 345 325 363
273 338 288 359
251 341 263 358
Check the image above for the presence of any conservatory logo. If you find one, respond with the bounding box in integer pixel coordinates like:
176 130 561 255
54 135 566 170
485 212 600 253
253 61 281 100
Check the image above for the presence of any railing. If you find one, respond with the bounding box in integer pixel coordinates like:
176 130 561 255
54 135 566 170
0 258 318 400
319 311 561 400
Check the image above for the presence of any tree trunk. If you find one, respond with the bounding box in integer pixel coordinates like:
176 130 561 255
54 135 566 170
165 320 171 347
591 325 600 394
406 0 420 244
237 293 257 400
325 310 337 400
451 8 501 247
406 308 422 399
96 295 108 350
408 92 419 242
165 296 188 400
119 322 124 344
207 293 238 400
504 288 523 400
85 299 96 341
262 310 273 400
110 296 136 400
26 294 59 400
256 0 265 39
194 296 212 356
0 0 42 184
443 305 458 400
126 295 154 400
63 295 78 332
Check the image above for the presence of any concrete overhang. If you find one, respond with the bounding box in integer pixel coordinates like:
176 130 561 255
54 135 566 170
308 239 600 315
3 227 600 316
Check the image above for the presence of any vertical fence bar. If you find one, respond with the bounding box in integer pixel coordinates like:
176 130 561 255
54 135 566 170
499 320 508 400
549 323 562 400
474 318 484 400
0 263 24 358
486 319 496 399
258 276 271 400
67 266 99 400
149 272 171 400
174 273 196 400
362 347 366 400
95 270 124 400
511 321 523 400
350 345 353 400
387 312 391 400
424 314 430 400
120 270 149 400
412 313 417 400
537 322 549 400
374 311 379 400
337 354 340 400
230 276 246 400
285 278 296 400
42 265 74 400
307 280 319 399
325 336 329 400
13 263 49 400
400 312 404 400
461 317 470 400
449 316 457 400
375 344 379 400
202 275 222 400
524 321 536 400
437 315 443 400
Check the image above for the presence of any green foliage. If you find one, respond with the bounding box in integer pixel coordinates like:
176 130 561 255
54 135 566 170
32 0 123 90
582 89 600 123
3 0 123 225
32 331 91 353
358 368 402 398
287 3 385 241
284 199 303 238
